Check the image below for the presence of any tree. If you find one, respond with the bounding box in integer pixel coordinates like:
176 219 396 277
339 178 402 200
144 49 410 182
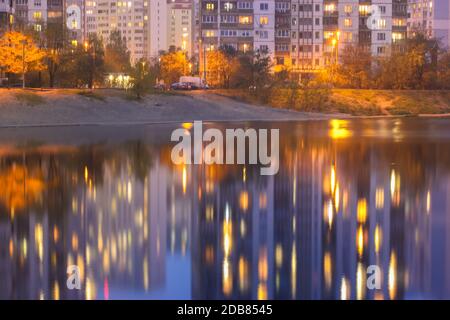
159 50 189 85
104 30 131 73
130 59 152 99
0 31 46 87
375 34 439 89
206 46 237 88
335 45 373 88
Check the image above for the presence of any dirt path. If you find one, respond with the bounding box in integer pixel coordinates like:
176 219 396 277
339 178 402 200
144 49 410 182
0 89 345 127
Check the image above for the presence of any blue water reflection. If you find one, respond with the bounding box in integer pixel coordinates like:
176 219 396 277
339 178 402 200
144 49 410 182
0 119 450 300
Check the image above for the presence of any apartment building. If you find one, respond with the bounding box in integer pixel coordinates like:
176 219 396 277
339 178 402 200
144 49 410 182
0 0 13 31
168 0 194 57
199 0 408 73
408 0 450 48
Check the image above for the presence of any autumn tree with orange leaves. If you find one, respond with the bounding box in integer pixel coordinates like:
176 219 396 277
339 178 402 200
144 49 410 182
0 31 46 86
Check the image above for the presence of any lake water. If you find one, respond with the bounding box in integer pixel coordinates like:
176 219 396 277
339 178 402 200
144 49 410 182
1 118 450 300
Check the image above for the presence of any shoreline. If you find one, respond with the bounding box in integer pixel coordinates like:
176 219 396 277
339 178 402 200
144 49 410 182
1 88 450 128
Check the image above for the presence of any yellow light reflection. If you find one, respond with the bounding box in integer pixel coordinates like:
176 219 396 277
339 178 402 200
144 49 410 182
239 191 249 212
376 188 384 209
238 256 249 292
324 252 332 290
357 225 364 257
329 119 352 139
374 225 382 254
182 166 187 194
389 251 397 300
340 277 349 300
357 198 367 223
222 259 232 296
357 263 365 300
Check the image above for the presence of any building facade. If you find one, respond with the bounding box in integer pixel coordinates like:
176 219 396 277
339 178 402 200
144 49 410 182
168 0 194 57
408 0 450 48
199 0 408 73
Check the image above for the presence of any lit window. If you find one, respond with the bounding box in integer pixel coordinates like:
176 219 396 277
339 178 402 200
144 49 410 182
206 3 215 10
377 19 386 29
359 5 369 15
259 16 268 25
239 16 252 24
344 18 352 27
33 11 42 19
324 3 336 12
344 5 352 13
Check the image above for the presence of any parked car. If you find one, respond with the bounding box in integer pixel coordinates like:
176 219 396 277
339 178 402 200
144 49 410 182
171 82 190 90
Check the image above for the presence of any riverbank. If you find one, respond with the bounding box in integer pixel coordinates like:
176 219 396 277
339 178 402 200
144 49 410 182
212 89 450 116
0 88 341 127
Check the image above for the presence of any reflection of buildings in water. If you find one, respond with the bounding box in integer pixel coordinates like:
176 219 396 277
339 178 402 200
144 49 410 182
191 139 450 300
0 147 193 299
1 131 450 300
191 164 275 300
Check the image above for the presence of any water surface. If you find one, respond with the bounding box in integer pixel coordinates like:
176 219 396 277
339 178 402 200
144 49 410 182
1 119 450 300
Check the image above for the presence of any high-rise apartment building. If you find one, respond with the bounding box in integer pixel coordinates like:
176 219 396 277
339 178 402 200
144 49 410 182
0 0 13 31
84 0 148 62
200 0 408 73
168 0 194 57
408 0 450 48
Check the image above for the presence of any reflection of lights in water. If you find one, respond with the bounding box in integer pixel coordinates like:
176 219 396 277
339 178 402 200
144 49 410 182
340 277 349 300
357 198 367 223
238 256 249 292
35 224 44 261
53 226 59 243
143 259 149 291
9 239 13 258
357 263 365 300
240 219 246 237
72 233 79 251
259 192 267 209
329 119 352 139
77 255 85 281
53 281 60 300
258 283 268 300
127 180 132 203
375 225 381 254
242 167 246 183
331 165 336 193
222 259 232 296
84 166 88 183
181 122 193 130
275 244 283 268
376 188 384 209
85 276 96 300
291 243 296 297
390 170 395 197
239 191 249 212
323 252 332 290
22 238 27 258
182 166 187 194
324 200 333 228
206 205 214 221
258 248 268 281
426 190 431 214
357 225 364 257
389 251 397 300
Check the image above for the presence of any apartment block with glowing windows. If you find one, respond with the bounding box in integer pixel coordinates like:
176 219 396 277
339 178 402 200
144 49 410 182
168 0 194 57
84 0 148 63
289 1 407 73
408 0 450 48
